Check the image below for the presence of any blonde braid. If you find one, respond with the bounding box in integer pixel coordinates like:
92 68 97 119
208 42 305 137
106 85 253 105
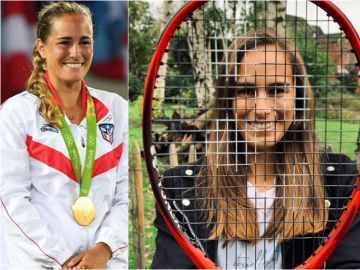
27 46 61 127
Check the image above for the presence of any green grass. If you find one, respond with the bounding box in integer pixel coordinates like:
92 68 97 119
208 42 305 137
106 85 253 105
129 98 143 148
315 118 358 159
129 98 156 269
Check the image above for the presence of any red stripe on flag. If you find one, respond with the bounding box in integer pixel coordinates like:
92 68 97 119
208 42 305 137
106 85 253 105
1 1 38 103
1 53 32 102
2 2 38 23
91 58 126 80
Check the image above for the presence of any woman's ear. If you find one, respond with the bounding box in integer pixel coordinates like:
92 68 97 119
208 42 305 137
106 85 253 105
36 38 46 59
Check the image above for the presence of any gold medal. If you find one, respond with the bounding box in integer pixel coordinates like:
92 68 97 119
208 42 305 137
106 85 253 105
72 196 96 226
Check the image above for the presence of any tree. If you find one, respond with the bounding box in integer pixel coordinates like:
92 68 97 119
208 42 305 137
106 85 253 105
186 7 216 110
155 1 175 105
129 1 157 100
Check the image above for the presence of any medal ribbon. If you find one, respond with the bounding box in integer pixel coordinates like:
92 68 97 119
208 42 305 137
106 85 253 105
44 74 97 197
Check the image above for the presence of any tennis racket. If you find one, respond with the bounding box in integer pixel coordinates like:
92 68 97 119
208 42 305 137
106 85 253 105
143 1 360 269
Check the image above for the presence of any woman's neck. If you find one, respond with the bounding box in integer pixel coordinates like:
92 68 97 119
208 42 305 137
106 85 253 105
246 152 277 192
48 73 82 108
54 84 82 109
49 75 84 124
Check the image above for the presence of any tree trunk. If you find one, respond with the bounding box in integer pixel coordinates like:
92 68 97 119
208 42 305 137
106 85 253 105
259 0 286 36
228 0 238 37
156 1 174 104
187 7 216 110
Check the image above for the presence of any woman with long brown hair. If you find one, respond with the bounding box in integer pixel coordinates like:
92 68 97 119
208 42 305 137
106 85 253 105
0 2 127 269
152 28 360 269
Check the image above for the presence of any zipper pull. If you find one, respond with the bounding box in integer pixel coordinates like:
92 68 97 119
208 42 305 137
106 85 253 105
81 136 85 148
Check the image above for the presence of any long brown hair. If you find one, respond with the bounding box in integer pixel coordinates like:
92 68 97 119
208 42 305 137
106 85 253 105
197 28 327 243
27 2 93 127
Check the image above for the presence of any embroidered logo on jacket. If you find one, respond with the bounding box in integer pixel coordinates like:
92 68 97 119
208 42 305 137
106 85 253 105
99 123 114 144
41 124 59 133
103 114 113 123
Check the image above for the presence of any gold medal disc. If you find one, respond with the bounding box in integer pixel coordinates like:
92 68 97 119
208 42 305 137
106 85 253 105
72 197 96 226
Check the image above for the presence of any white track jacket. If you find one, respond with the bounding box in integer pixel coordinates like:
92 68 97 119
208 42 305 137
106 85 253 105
0 89 128 269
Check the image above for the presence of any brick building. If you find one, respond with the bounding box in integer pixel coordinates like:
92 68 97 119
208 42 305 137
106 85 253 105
318 31 360 94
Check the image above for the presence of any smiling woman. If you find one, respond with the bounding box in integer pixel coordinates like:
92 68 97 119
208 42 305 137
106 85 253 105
195 29 326 244
0 2 128 269
233 44 295 151
36 13 93 100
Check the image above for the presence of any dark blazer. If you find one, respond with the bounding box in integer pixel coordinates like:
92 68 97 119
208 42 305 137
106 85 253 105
152 153 360 269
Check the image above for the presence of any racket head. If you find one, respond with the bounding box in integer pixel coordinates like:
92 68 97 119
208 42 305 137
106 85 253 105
142 1 360 269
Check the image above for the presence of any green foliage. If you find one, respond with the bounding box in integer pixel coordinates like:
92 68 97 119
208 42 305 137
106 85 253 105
164 69 196 107
165 27 195 106
337 65 359 93
152 98 165 119
129 1 158 100
129 96 143 125
243 1 266 30
285 14 338 97
129 72 143 101
316 92 360 124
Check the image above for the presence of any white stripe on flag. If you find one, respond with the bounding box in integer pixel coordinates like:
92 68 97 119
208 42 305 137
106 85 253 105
2 15 36 56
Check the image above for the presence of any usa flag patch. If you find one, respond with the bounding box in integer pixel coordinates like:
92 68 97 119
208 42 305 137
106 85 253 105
99 123 114 144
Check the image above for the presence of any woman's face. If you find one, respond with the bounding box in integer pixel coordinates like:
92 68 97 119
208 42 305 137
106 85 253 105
37 14 93 88
233 44 295 151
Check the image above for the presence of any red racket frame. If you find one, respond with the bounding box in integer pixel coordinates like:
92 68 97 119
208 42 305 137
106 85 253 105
142 1 360 269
